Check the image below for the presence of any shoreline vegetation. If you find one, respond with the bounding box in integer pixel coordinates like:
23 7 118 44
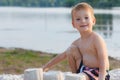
0 0 120 9
0 47 119 74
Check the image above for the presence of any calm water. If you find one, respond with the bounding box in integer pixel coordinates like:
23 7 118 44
0 7 120 59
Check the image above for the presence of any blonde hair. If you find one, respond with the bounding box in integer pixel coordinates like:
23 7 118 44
71 2 95 20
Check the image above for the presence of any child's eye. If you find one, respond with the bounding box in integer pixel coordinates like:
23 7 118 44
76 18 80 21
85 17 88 19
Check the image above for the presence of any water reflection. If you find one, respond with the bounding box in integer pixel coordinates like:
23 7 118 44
94 14 113 38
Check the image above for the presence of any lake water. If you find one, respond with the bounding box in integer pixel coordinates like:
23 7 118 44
0 7 120 59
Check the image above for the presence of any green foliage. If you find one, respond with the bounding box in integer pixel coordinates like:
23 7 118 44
64 0 75 7
0 0 120 8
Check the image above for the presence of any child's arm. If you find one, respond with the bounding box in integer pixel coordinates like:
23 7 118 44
42 39 79 72
43 51 67 72
94 35 109 80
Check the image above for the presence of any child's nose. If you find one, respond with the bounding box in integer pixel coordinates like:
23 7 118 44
81 19 86 23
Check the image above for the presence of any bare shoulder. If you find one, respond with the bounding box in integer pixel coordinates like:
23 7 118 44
92 32 105 42
92 32 106 47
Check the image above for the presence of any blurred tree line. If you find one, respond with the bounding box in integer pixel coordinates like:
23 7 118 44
0 0 120 8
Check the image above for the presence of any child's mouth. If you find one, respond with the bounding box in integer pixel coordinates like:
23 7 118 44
80 25 88 27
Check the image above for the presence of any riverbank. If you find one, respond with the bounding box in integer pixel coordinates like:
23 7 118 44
0 47 119 74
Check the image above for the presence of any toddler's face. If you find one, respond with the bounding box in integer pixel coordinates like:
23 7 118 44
72 9 95 32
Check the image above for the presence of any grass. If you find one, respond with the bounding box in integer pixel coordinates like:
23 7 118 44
0 48 69 74
0 48 119 74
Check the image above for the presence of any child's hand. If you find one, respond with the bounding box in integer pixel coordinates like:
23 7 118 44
42 65 49 72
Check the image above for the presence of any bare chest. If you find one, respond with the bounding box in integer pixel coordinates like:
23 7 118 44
78 39 96 55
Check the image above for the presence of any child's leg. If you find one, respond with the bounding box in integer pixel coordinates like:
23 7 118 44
66 45 82 73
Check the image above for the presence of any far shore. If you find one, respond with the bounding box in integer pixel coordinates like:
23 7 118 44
0 47 119 74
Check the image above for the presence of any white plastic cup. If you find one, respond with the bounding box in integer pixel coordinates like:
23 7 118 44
24 68 43 80
43 71 64 80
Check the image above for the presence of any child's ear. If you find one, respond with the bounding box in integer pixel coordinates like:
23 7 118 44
93 18 96 25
